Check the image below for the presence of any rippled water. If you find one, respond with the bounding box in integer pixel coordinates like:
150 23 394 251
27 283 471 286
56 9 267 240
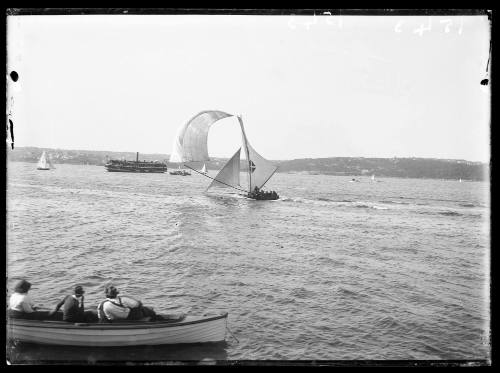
6 162 490 362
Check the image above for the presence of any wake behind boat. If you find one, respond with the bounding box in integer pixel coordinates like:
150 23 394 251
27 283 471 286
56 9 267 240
169 111 279 200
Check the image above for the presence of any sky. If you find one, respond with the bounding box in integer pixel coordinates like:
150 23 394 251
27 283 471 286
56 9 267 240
7 14 491 162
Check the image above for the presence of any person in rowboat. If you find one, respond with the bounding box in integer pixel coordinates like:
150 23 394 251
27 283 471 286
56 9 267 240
48 286 98 322
8 279 48 320
97 285 161 322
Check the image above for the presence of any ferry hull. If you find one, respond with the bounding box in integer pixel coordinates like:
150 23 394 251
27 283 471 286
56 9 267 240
105 167 167 173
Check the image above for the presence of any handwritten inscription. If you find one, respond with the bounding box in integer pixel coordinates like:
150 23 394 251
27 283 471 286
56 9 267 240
395 16 464 35
287 13 465 35
288 12 343 30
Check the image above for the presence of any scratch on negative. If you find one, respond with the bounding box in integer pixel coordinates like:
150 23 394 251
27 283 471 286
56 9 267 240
9 119 14 150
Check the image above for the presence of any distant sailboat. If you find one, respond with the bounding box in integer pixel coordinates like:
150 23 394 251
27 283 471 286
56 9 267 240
371 174 375 181
37 151 54 170
200 163 207 175
459 178 463 183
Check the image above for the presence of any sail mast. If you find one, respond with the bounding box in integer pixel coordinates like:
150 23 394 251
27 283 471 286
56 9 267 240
237 115 251 193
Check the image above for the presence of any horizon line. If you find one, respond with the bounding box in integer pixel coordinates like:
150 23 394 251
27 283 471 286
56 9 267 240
8 145 489 164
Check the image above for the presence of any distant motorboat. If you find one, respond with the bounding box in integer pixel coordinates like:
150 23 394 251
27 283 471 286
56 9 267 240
349 178 360 183
170 165 191 176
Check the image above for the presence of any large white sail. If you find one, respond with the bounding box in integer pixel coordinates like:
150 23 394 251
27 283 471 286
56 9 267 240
207 148 241 190
245 142 278 192
170 110 234 163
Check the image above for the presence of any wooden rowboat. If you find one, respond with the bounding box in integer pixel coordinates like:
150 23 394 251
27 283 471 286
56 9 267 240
7 312 228 347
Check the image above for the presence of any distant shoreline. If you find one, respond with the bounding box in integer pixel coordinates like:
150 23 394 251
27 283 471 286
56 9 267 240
6 145 488 164
8 160 488 183
7 146 489 181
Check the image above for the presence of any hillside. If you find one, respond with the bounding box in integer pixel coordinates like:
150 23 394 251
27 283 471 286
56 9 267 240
6 147 488 181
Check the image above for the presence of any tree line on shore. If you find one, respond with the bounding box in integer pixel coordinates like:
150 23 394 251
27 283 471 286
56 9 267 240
7 146 488 181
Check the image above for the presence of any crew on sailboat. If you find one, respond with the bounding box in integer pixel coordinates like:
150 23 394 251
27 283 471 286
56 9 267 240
249 186 279 200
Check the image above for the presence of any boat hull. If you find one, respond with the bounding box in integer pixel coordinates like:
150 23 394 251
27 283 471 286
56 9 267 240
7 313 228 347
246 193 279 200
105 167 167 173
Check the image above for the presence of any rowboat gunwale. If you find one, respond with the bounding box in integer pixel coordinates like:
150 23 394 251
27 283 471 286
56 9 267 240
8 312 228 330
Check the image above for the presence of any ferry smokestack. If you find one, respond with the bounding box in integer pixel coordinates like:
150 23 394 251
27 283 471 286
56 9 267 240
136 152 139 163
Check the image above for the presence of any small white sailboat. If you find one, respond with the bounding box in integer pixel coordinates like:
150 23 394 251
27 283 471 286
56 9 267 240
37 151 54 170
371 174 375 181
200 163 207 174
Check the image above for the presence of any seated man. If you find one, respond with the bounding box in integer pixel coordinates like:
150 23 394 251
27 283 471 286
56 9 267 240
49 286 97 323
98 285 159 322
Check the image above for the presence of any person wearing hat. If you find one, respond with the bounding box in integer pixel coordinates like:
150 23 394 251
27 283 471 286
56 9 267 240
49 285 92 322
97 285 159 322
8 279 40 319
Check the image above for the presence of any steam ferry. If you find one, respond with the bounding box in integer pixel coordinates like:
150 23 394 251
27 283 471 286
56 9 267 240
105 152 167 173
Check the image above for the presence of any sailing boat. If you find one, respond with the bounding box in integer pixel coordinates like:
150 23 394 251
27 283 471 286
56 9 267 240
236 115 279 200
200 163 208 175
37 151 54 170
169 111 279 200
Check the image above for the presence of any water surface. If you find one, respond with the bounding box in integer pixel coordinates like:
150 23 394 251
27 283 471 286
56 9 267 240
6 162 490 362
